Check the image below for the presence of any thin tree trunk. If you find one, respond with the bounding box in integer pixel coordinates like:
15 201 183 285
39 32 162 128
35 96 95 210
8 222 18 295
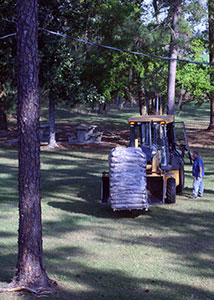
126 90 137 106
83 23 89 61
127 67 137 106
137 75 146 115
208 0 214 130
12 0 51 289
0 86 8 130
177 88 186 115
116 92 124 110
48 91 58 148
208 99 214 130
0 101 8 130
98 101 107 114
167 1 182 115
153 0 160 24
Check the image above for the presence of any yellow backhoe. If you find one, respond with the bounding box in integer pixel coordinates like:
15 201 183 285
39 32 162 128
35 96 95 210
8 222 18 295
101 104 192 210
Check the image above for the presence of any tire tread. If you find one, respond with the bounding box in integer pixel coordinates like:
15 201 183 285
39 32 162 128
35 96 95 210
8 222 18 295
166 178 176 204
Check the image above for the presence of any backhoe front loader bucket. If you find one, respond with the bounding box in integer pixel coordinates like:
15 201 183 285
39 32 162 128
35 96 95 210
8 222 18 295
147 175 165 205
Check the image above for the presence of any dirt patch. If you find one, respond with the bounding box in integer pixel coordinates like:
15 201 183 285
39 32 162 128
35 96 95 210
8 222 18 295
0 122 213 150
0 127 17 141
186 127 214 149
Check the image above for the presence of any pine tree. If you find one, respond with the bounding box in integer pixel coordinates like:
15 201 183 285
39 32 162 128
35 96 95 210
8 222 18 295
11 0 52 289
167 0 182 115
208 0 214 130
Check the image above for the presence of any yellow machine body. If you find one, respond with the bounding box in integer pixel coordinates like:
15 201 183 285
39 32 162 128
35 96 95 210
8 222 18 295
131 114 185 204
101 106 191 208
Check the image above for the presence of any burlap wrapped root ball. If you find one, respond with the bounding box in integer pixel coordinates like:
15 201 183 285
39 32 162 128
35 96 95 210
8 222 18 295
109 147 148 210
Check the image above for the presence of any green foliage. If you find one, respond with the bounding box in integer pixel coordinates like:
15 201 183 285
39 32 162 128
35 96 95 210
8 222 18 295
0 0 210 112
38 0 107 108
0 1 17 113
176 39 211 105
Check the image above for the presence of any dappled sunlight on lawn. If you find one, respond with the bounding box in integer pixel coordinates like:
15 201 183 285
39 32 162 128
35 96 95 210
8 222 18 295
0 102 214 300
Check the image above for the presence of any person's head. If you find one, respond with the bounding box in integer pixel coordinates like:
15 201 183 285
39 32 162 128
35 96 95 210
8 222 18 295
192 150 199 159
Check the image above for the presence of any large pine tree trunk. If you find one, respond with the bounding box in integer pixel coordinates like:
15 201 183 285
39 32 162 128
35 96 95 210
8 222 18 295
167 1 182 115
12 0 51 289
208 0 214 130
48 91 58 148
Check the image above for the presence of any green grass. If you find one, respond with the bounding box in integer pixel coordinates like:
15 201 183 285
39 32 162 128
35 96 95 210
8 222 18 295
0 102 214 300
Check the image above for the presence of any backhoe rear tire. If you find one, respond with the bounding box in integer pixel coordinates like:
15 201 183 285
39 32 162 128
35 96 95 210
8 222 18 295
166 178 176 204
176 161 185 194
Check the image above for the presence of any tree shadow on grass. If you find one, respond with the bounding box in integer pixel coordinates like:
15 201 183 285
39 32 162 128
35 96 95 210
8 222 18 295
45 182 214 299
2 243 212 300
1 144 214 300
47 199 144 220
184 186 214 196
0 162 18 203
12 249 214 300
46 198 214 282
1 202 214 300
48 262 214 300
0 232 17 284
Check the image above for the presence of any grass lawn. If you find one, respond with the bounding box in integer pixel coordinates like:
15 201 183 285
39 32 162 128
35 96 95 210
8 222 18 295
0 102 213 300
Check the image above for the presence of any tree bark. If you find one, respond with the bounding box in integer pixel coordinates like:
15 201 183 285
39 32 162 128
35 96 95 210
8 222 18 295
137 75 146 115
12 0 51 289
48 90 58 148
0 85 8 130
167 1 182 115
177 88 186 115
127 67 136 106
208 0 214 130
0 102 8 131
98 101 107 114
126 90 136 106
153 0 160 24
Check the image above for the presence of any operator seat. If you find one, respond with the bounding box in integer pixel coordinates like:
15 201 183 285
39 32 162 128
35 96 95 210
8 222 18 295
141 145 156 164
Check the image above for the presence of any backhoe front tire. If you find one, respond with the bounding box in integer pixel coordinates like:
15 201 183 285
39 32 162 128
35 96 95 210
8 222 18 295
166 178 176 204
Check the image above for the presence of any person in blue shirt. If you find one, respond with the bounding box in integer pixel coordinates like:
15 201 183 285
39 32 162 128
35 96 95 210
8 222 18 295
192 150 204 198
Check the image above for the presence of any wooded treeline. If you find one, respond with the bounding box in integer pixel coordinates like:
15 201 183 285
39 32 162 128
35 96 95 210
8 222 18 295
0 0 213 130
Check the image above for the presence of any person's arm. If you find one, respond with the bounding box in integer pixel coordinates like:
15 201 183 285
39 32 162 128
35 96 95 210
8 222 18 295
199 167 202 178
198 158 203 178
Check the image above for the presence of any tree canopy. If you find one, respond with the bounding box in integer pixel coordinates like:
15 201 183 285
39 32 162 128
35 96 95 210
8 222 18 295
0 0 211 116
